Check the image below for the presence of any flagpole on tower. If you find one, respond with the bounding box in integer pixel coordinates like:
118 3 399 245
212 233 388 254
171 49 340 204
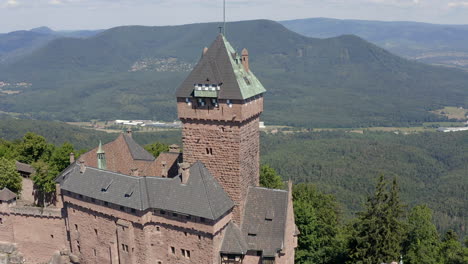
223 0 226 36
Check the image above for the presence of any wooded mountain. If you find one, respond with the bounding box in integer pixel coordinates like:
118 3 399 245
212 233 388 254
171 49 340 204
1 20 468 127
281 18 468 70
0 27 101 64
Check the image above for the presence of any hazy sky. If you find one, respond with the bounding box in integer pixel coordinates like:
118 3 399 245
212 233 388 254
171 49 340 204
1 0 468 32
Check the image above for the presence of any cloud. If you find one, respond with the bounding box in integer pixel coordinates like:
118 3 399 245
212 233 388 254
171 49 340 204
448 1 468 7
6 0 20 7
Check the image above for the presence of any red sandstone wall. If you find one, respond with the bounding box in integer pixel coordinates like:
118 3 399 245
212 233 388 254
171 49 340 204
181 111 261 223
64 195 231 264
177 97 263 122
20 178 35 204
276 183 297 264
242 252 261 264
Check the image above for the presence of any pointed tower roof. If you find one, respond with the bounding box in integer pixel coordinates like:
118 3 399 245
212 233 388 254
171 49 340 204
176 34 266 100
97 140 104 154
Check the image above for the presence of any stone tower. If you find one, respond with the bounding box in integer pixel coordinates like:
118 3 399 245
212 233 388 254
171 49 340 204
176 34 266 222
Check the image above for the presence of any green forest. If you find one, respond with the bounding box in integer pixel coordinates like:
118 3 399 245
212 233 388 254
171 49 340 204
1 20 468 127
0 121 466 263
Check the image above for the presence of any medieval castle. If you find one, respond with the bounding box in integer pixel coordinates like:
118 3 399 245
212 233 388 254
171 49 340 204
0 34 298 264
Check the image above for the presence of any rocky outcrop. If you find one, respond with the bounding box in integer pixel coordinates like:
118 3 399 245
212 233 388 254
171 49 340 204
0 242 24 264
48 250 79 264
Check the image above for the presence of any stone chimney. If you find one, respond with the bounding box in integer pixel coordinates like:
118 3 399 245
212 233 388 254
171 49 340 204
126 128 133 137
179 163 191 184
79 160 86 174
69 152 75 164
241 48 249 72
161 161 167 178
131 168 139 177
169 144 180 153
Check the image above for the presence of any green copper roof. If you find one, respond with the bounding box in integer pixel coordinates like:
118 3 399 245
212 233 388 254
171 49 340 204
97 140 104 154
221 35 266 100
176 34 266 100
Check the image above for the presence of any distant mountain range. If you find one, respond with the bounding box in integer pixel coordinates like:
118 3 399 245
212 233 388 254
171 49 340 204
0 26 102 64
281 18 468 71
0 20 467 127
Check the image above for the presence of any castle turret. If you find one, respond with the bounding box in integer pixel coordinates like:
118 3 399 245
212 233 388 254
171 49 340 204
176 34 266 223
97 141 106 170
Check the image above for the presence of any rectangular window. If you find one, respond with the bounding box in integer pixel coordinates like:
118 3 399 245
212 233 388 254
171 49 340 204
74 224 78 231
170 246 175 254
186 250 191 259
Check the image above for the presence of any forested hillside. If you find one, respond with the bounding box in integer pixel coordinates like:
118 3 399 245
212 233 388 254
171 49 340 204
281 18 468 70
261 131 468 237
1 20 468 127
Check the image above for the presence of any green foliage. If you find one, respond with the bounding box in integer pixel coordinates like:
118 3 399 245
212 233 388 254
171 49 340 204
440 230 468 264
1 20 468 127
16 132 52 163
293 183 344 264
32 160 59 206
403 205 441 264
261 131 468 237
259 164 284 189
0 157 22 194
347 175 405 264
50 142 74 172
144 142 169 158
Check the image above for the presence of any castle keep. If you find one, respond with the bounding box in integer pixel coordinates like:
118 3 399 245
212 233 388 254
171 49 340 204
0 34 297 264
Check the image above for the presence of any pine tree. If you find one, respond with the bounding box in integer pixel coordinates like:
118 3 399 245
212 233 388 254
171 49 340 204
347 175 405 264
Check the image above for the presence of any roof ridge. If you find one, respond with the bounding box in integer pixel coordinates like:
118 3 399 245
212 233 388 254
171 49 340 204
197 162 215 220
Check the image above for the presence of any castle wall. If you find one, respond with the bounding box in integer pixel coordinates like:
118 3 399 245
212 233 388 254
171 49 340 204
0 205 67 264
63 195 232 264
276 183 297 264
177 97 263 122
20 178 35 204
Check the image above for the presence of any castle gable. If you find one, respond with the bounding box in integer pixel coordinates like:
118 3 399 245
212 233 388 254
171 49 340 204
78 133 180 177
241 187 289 257
220 221 249 255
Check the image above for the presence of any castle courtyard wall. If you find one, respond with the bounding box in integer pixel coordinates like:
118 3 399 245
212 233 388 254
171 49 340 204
0 205 67 264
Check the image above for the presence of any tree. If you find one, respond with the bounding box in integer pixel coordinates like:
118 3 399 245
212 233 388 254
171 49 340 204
50 142 75 172
403 205 441 264
0 157 22 194
260 164 284 189
293 183 345 264
17 132 52 163
440 230 468 264
144 142 169 158
32 160 58 206
347 175 405 264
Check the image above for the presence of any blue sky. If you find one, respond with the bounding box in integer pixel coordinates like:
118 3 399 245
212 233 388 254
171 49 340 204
1 0 468 32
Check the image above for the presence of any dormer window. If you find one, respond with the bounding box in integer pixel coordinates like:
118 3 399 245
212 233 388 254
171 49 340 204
198 98 205 107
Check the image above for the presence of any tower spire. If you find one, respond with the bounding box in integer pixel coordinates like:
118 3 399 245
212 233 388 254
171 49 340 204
97 140 106 170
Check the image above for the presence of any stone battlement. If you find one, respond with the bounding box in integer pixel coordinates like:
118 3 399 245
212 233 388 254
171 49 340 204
10 206 63 218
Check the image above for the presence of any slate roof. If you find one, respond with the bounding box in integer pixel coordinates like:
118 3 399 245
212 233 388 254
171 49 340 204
15 161 35 174
176 34 266 100
57 161 233 220
241 187 289 257
122 134 155 161
220 222 249 255
0 188 17 201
